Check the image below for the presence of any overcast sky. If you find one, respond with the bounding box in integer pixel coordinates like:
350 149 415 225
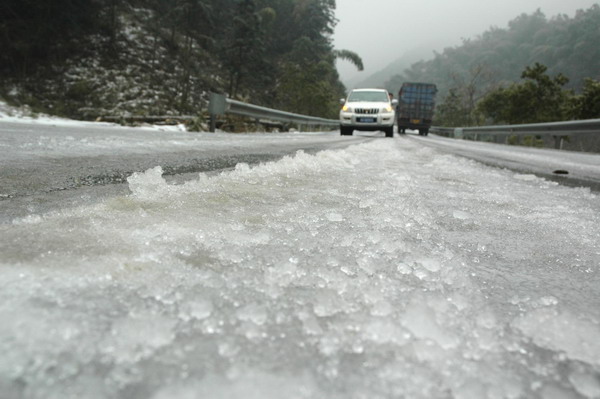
333 0 599 83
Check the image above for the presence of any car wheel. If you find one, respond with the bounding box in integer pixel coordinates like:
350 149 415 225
385 127 393 138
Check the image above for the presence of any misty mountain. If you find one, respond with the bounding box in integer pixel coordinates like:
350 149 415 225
384 5 600 98
344 47 434 90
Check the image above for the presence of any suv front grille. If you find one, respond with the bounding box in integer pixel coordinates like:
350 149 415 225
355 108 379 115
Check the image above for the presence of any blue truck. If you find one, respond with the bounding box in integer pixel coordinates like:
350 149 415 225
396 82 437 136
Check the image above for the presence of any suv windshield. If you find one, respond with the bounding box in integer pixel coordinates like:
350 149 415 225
347 91 389 103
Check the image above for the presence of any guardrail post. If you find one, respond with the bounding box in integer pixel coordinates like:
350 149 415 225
208 92 227 133
553 135 568 150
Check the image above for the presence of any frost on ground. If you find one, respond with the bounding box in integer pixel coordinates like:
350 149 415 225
1 139 599 399
0 99 187 132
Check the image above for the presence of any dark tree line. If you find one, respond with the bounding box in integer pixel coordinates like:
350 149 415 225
0 0 360 119
0 0 104 75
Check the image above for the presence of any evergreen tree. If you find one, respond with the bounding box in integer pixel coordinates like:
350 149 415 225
477 63 572 124
0 0 357 120
570 78 600 119
0 0 102 76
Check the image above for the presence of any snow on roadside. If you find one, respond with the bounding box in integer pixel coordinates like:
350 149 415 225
1 138 599 398
0 99 188 132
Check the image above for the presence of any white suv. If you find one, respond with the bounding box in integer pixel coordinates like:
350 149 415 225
339 89 397 137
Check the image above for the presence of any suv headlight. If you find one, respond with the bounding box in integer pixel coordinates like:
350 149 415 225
381 106 393 113
342 105 353 112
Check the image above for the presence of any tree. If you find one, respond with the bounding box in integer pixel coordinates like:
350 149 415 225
0 0 102 76
333 49 364 72
220 0 270 98
0 0 358 121
277 36 340 117
270 0 346 117
435 64 496 126
569 78 600 119
477 63 572 124
171 0 215 110
435 88 470 127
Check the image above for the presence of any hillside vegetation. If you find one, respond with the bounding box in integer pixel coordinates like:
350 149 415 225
385 6 600 126
0 0 360 120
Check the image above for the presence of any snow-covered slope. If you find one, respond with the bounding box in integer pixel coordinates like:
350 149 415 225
0 99 189 132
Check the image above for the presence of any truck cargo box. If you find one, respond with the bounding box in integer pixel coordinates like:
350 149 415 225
397 83 437 136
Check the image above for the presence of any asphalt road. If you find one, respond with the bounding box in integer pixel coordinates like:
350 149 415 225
0 121 374 222
2 120 599 223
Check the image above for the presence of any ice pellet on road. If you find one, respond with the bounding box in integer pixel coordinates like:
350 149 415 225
1 138 599 398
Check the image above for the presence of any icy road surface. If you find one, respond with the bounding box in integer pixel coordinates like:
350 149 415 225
1 138 600 399
0 121 370 221
412 134 600 191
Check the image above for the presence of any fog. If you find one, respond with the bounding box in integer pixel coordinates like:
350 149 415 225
333 0 599 85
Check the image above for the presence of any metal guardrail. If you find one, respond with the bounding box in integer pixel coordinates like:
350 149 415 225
431 119 600 150
429 127 455 136
99 115 196 124
208 93 338 132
